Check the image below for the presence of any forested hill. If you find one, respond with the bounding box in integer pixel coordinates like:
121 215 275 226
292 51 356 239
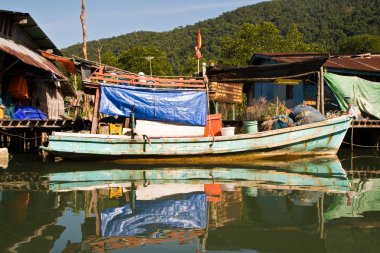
62 0 380 72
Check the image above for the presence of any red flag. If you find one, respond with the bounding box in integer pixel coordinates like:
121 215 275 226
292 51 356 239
197 29 202 50
195 46 202 59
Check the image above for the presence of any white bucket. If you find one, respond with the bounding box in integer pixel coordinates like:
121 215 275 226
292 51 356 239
221 127 235 136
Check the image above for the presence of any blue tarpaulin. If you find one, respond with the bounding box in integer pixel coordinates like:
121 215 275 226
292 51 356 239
100 84 208 126
14 106 47 120
101 192 207 237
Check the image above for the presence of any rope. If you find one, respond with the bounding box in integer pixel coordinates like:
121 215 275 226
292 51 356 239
0 130 43 140
342 141 379 148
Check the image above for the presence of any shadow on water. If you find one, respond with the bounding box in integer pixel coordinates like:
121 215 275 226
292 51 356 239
0 151 379 253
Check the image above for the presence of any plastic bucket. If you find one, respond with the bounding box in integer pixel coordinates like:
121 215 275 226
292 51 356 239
243 120 258 134
98 122 109 134
221 127 235 136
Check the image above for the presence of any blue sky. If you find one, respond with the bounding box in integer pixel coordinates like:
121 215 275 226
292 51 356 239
1 0 262 49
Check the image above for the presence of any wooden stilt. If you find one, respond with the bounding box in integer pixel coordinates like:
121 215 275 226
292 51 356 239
319 195 325 239
23 132 26 153
320 67 325 115
91 87 100 134
317 72 321 112
34 132 38 151
351 126 354 151
232 104 236 120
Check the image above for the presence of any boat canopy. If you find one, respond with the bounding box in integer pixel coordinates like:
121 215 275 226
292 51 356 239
325 73 380 119
100 84 208 126
206 57 328 82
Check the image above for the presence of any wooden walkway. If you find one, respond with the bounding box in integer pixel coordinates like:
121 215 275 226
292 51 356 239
0 172 49 190
0 119 74 153
351 120 380 128
0 119 73 129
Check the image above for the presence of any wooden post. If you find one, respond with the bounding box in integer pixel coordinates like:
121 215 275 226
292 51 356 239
34 132 38 151
80 0 87 60
317 72 321 112
91 87 100 134
276 96 279 115
23 132 26 153
232 104 236 120
74 74 77 92
320 67 325 115
319 195 325 239
351 126 354 151
205 77 210 114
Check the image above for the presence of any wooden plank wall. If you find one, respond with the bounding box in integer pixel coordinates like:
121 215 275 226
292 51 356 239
31 80 65 119
0 14 37 50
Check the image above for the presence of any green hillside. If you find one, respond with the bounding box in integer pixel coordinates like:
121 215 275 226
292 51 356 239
62 0 380 73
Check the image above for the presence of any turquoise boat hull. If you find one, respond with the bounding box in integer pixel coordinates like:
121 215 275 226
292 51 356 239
45 156 350 193
41 116 351 160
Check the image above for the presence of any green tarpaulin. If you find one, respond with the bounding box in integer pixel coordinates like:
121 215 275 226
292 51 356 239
324 178 380 221
324 73 380 119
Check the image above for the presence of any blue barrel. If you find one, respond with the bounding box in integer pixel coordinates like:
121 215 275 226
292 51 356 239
243 120 258 134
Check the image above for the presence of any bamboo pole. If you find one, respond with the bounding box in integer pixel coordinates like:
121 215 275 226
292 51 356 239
320 67 325 115
97 46 102 64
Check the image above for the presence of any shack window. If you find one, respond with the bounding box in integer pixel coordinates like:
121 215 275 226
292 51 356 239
286 85 293 100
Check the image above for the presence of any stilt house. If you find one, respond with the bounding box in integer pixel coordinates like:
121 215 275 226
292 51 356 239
0 10 75 120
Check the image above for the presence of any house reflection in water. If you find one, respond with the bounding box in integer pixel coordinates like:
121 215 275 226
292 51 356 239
1 156 379 253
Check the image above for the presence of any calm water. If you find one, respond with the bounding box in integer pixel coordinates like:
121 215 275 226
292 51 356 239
0 147 379 253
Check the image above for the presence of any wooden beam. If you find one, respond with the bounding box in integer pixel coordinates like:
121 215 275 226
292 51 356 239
0 59 20 75
89 73 205 85
88 76 205 88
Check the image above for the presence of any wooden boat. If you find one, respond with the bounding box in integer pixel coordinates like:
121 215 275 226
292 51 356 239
41 115 351 160
44 156 350 193
40 58 351 161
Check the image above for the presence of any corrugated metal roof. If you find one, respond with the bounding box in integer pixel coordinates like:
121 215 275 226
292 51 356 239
0 37 75 96
0 37 65 78
0 9 62 55
251 53 380 73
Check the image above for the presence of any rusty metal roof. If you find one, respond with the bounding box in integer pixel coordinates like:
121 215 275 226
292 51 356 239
251 53 380 73
0 37 66 78
0 37 75 96
0 10 62 55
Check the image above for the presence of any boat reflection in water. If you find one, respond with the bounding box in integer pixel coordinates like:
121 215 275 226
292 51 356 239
40 156 350 252
2 155 380 253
